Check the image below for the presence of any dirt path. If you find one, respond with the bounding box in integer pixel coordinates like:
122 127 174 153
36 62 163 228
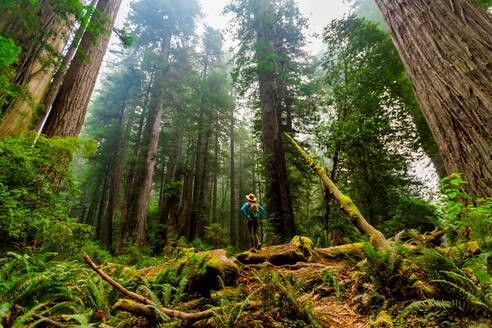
237 258 370 327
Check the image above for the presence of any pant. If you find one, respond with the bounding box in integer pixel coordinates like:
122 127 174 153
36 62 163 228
247 217 260 249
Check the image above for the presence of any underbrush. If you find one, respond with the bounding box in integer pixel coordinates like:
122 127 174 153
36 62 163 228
0 133 94 254
351 174 492 327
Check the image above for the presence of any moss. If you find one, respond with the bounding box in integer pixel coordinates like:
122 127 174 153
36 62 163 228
372 311 393 328
149 249 239 297
237 236 319 265
236 251 267 264
338 193 361 217
318 242 365 260
113 298 134 309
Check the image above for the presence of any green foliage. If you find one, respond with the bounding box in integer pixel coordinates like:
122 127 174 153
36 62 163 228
475 0 492 11
321 269 341 301
0 134 92 253
210 292 253 328
382 197 439 236
405 247 492 318
439 173 491 246
249 267 322 327
0 250 144 327
0 34 21 106
0 252 84 326
318 15 424 235
358 242 416 300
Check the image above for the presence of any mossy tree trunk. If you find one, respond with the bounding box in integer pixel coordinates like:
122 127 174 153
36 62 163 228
286 133 390 250
375 0 492 198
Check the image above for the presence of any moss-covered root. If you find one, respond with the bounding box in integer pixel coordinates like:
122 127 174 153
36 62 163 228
285 133 390 251
372 311 393 328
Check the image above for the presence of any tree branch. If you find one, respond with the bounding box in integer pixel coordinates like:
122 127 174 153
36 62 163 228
83 254 215 321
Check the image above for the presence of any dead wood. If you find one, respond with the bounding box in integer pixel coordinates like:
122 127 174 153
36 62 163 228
112 299 156 318
83 253 214 322
285 133 390 250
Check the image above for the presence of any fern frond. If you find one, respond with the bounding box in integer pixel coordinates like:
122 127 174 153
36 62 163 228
11 302 48 328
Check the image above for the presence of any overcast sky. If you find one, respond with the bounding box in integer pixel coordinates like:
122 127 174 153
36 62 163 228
115 0 350 55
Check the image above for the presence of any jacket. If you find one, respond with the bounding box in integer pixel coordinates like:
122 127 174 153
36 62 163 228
240 202 264 219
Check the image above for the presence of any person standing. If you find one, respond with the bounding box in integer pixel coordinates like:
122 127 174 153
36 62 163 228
240 193 264 252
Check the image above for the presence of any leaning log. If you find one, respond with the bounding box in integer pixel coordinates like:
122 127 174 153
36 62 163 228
285 133 390 250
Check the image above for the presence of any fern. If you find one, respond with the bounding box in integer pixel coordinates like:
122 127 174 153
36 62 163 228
137 284 170 321
11 302 48 328
404 299 454 315
63 312 95 328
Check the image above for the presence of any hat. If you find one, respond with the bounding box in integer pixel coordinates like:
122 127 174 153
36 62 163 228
246 193 257 202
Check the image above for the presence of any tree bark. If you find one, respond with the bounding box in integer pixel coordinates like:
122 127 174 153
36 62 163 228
212 127 219 223
43 0 123 137
0 0 75 137
102 103 131 250
133 41 171 246
162 130 184 247
285 133 390 250
375 0 492 198
230 107 237 248
34 0 99 136
115 107 146 255
95 165 110 241
254 6 296 242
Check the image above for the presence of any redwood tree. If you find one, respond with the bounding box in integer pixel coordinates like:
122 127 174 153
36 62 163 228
375 0 492 198
42 0 123 137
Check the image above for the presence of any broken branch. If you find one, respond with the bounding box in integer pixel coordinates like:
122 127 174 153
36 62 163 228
83 253 215 321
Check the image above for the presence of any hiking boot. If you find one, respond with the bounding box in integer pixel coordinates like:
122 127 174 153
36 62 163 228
256 243 262 250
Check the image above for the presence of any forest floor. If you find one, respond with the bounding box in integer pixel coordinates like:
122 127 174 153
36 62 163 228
237 258 369 327
102 237 377 327
97 236 491 327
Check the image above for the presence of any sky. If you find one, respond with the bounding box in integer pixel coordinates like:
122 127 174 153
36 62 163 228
115 0 351 56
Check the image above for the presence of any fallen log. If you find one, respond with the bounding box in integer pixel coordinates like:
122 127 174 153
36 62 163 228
83 254 215 322
137 249 239 297
285 133 390 250
237 236 318 265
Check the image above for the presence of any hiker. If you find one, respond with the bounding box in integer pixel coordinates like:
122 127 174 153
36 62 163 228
240 193 264 252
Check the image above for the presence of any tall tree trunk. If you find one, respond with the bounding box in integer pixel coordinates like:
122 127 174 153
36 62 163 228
114 77 153 255
162 130 184 247
34 0 99 137
375 0 492 198
133 40 171 246
230 107 237 248
42 0 123 137
254 8 296 242
95 165 110 241
102 103 130 250
197 128 211 239
189 106 205 240
212 127 219 223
